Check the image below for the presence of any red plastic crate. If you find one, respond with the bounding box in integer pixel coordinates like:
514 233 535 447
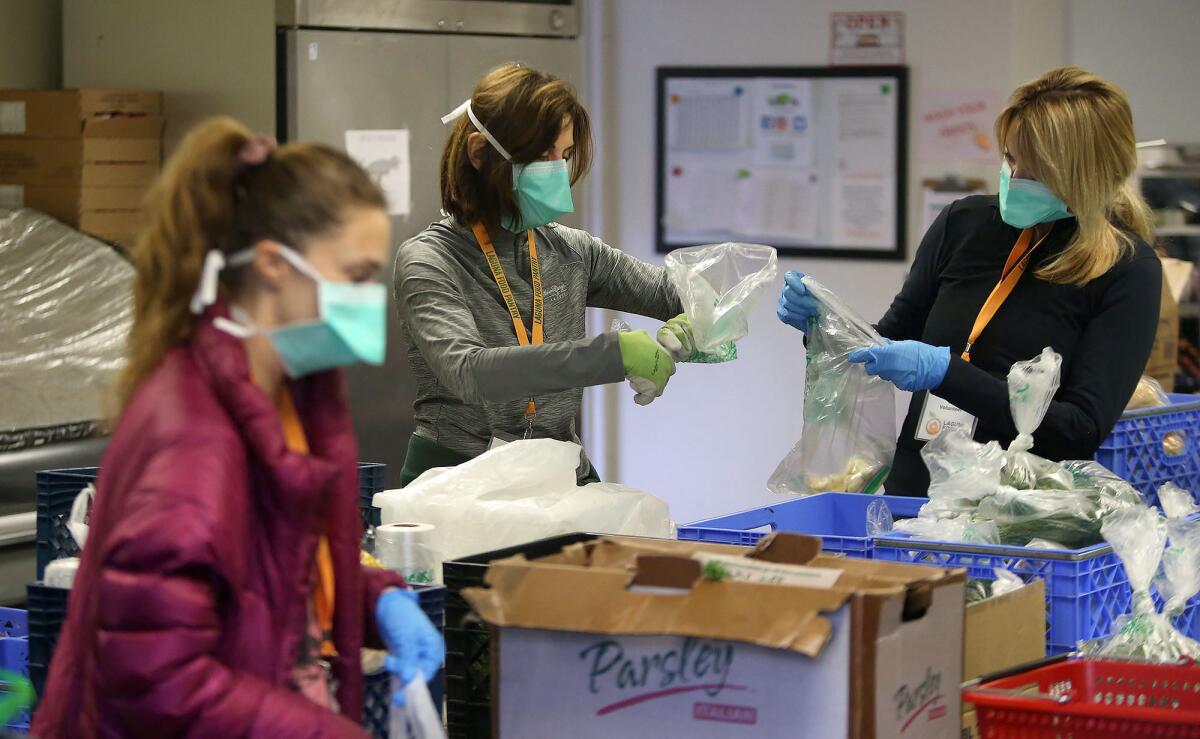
963 657 1200 738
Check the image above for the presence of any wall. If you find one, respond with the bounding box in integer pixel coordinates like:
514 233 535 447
587 0 1069 524
0 0 62 88
62 0 275 153
1068 0 1200 143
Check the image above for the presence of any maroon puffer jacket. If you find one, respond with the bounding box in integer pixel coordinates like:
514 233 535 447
33 306 406 738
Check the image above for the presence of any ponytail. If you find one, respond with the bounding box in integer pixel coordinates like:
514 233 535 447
114 116 386 412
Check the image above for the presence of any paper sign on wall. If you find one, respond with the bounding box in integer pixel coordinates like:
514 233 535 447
344 129 411 217
830 12 905 66
918 90 1005 162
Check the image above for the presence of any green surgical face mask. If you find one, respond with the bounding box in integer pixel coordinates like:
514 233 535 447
502 159 574 232
998 161 1072 229
196 244 387 378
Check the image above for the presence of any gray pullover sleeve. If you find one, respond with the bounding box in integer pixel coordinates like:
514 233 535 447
395 244 627 405
560 228 682 320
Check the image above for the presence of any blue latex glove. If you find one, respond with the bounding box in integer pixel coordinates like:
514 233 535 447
777 271 820 333
848 340 951 392
376 589 445 707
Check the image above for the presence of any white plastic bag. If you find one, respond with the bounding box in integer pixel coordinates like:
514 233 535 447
390 671 446 739
373 440 675 561
767 277 896 495
664 242 778 357
67 483 93 550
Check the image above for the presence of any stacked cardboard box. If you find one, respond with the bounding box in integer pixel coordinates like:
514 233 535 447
0 89 163 246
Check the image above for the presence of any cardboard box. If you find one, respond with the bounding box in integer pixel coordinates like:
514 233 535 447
960 581 1046 739
0 184 145 227
0 89 163 138
0 138 161 187
1146 259 1197 392
464 534 966 739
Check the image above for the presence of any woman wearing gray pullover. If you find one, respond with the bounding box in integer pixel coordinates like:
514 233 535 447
394 64 690 484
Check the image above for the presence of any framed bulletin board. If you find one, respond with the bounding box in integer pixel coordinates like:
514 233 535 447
656 66 908 260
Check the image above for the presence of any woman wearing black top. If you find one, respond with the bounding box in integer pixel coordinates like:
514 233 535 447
779 66 1162 496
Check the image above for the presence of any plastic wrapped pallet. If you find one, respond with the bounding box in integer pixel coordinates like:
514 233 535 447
0 208 132 450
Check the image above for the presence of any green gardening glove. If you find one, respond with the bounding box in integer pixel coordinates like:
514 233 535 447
618 330 677 406
656 314 697 362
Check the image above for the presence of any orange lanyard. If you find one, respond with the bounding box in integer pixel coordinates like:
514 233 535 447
472 223 543 429
275 386 337 658
962 228 1050 362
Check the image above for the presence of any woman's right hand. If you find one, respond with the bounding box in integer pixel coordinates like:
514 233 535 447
618 330 677 406
778 271 819 333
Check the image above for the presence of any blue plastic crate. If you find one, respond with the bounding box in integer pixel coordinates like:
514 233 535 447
362 584 445 739
26 583 67 698
35 467 97 581
359 462 386 530
0 609 27 640
1095 394 1200 507
37 463 388 580
678 493 927 558
872 534 1160 655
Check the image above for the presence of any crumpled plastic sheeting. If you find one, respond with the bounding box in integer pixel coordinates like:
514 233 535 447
0 209 132 447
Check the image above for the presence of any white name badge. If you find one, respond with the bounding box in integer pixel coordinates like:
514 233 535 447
915 393 978 442
488 429 520 451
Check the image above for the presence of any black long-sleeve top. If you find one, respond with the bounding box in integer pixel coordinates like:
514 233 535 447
876 195 1162 496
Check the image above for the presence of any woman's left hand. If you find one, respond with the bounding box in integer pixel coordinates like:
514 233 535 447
376 589 445 706
848 340 951 392
656 314 696 362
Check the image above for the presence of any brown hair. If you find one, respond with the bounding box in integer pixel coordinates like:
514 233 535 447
440 63 593 227
114 116 386 411
995 66 1154 286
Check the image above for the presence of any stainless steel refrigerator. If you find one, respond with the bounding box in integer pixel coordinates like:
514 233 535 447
277 1 584 487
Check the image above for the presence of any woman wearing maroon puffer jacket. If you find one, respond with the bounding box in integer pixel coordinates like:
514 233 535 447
33 118 443 738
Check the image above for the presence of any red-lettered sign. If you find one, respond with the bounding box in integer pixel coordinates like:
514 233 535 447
830 12 905 65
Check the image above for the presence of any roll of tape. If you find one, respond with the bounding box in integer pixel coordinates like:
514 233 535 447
375 523 440 584
45 557 80 590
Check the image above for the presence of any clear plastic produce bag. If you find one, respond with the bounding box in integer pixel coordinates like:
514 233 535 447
1000 348 1063 489
922 429 1005 509
767 277 896 495
664 242 778 360
1126 375 1171 410
1080 505 1200 661
1158 481 1199 521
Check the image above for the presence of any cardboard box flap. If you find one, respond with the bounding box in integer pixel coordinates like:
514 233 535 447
0 90 162 138
78 89 162 116
1163 257 1195 303
468 556 851 658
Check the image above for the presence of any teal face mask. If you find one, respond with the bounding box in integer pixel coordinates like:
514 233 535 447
441 98 574 232
998 161 1072 229
502 159 574 232
201 244 387 378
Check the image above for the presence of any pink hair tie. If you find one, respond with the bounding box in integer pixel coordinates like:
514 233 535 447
237 134 277 167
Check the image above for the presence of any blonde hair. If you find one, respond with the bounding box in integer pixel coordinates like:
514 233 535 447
995 66 1154 286
115 117 385 411
441 63 593 227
